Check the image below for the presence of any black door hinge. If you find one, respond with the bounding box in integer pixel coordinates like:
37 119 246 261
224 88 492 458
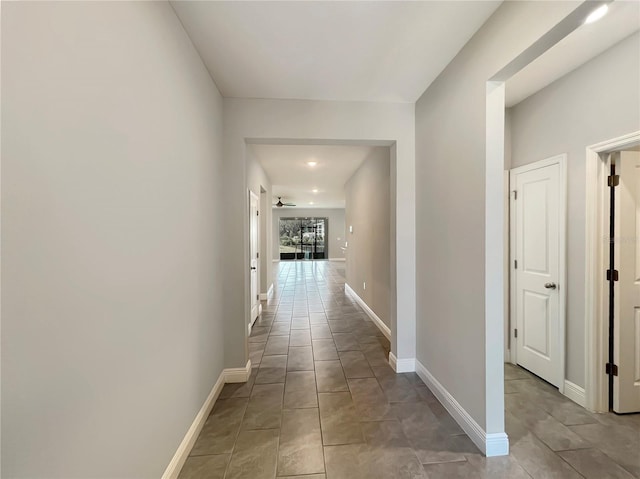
513 190 518 200
514 260 518 269
608 175 620 187
606 269 619 282
605 363 619 376
257 252 259 259
514 329 518 339
257 210 260 216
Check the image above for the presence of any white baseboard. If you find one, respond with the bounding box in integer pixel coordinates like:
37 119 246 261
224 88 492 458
161 373 225 479
225 360 252 384
248 303 263 335
485 433 510 456
415 359 509 457
389 352 416 373
259 283 274 301
563 380 586 408
329 258 346 262
389 351 396 371
161 360 252 479
248 311 258 335
344 283 391 340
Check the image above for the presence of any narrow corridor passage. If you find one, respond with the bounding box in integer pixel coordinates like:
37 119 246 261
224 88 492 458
177 261 640 478
178 261 515 479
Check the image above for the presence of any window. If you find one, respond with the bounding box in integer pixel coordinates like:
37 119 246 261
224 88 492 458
279 217 327 260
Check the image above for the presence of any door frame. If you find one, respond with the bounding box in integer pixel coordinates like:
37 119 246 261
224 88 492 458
248 189 261 331
509 154 567 393
585 131 640 412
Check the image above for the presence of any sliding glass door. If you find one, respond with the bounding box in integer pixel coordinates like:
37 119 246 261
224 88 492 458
279 217 327 260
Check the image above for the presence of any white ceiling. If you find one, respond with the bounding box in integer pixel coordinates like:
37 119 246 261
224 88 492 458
249 144 386 209
170 1 501 103
506 1 640 107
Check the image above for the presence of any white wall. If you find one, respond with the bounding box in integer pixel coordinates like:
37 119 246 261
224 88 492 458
246 148 273 298
272 208 346 261
223 99 415 370
415 1 581 434
508 32 640 387
345 148 391 327
1 2 225 477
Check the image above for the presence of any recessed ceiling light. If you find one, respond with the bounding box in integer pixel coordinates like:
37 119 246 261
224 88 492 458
585 4 608 24
307 161 317 167
309 201 314 205
312 188 319 193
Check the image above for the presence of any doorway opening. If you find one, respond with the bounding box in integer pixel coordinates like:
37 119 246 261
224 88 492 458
245 140 403 371
585 133 640 414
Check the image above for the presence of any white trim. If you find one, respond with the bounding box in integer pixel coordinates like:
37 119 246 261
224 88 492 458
485 81 507 438
563 380 586 408
249 189 260 327
415 359 509 457
272 259 280 263
259 283 274 301
248 306 262 335
389 352 415 373
509 167 518 365
509 154 567 392
224 360 252 384
504 171 511 364
161 373 225 479
558 154 568 394
329 258 346 262
344 283 391 340
585 131 640 412
162 361 252 478
485 433 510 457
587 131 640 153
509 168 518 367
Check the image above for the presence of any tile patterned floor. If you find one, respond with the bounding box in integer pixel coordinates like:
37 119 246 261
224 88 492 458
179 261 640 479
504 363 640 479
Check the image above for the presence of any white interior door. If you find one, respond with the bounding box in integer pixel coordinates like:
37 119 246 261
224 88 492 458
614 151 640 413
511 156 564 387
249 191 259 322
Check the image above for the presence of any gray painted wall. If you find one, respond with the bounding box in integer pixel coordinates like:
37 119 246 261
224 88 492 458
272 208 346 261
345 149 391 327
415 1 580 432
1 2 225 477
508 32 640 388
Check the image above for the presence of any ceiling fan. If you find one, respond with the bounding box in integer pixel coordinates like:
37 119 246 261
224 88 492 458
274 197 296 208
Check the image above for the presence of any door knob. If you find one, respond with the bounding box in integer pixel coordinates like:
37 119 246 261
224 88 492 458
250 267 257 270
544 282 557 289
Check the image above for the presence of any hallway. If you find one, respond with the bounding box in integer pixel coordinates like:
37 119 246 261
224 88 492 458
178 261 516 479
177 261 640 479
